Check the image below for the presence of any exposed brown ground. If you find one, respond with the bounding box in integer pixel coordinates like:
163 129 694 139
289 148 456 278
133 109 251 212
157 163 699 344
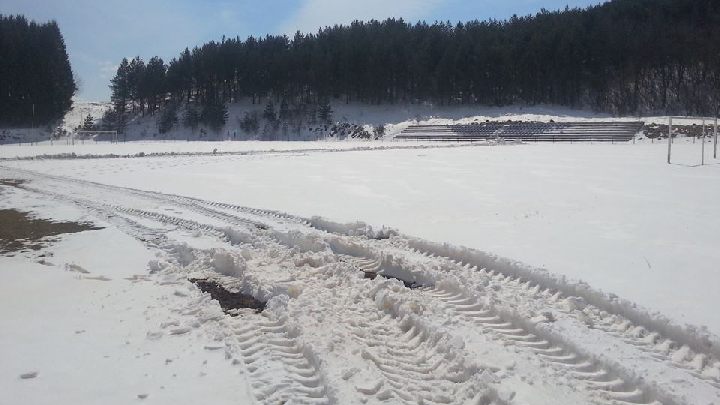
188 278 266 314
0 208 102 254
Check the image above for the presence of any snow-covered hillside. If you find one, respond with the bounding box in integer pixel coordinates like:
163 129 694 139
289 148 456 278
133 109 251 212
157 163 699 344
0 99 111 144
59 99 111 133
2 98 713 146
115 100 669 142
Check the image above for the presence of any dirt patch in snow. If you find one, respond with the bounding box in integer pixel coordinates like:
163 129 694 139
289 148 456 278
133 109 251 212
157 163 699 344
0 209 102 254
189 278 266 314
364 271 423 289
0 178 26 188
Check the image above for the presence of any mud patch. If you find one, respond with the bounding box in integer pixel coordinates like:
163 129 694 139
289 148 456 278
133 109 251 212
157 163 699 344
0 209 102 254
189 278 266 315
0 179 26 188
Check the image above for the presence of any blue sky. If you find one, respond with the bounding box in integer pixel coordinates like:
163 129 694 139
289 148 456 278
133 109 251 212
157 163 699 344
3 0 605 101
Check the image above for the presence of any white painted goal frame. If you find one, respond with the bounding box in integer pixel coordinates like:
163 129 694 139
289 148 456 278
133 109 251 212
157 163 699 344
76 130 119 143
667 116 718 165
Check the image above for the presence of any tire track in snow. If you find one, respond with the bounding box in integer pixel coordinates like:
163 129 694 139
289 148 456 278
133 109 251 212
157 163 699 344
231 314 331 405
4 172 521 404
83 203 504 404
90 205 507 404
401 244 720 389
332 251 669 404
3 179 334 405
298 269 508 405
12 177 498 405
152 186 720 388
3 166 718 403
419 284 663 405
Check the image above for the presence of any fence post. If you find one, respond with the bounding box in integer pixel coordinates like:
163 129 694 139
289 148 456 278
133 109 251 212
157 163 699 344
667 117 672 164
714 117 718 159
702 118 706 165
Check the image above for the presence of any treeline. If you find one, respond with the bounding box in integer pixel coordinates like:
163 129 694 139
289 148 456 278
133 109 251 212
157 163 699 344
0 15 76 127
109 0 720 123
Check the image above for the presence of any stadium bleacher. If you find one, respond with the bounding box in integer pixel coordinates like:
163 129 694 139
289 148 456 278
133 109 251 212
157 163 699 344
395 121 644 142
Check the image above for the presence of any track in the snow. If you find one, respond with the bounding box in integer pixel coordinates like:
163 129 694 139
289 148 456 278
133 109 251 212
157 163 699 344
2 166 719 404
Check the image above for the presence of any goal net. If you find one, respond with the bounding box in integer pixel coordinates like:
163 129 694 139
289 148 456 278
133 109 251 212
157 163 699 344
667 116 718 165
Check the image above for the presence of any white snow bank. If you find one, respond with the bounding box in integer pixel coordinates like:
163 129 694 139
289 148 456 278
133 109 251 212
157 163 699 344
211 249 246 277
309 216 398 239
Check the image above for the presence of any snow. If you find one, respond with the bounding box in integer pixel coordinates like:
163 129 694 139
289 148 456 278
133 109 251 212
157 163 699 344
3 140 718 335
60 99 111 133
0 139 474 159
0 188 251 405
2 136 719 404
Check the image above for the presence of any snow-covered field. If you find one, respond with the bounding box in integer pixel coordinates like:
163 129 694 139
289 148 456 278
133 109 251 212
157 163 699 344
0 139 475 160
2 139 719 404
0 186 250 404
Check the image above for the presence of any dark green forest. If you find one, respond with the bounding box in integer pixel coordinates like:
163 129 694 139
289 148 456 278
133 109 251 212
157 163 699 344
109 0 720 123
0 15 76 127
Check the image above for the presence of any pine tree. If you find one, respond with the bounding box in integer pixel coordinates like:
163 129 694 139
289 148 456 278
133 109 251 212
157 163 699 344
102 1 720 116
318 99 333 125
142 57 166 113
239 112 259 134
279 99 290 121
0 15 76 126
127 57 145 113
110 58 131 133
262 100 277 123
183 105 200 133
82 114 95 131
200 101 228 132
158 103 178 134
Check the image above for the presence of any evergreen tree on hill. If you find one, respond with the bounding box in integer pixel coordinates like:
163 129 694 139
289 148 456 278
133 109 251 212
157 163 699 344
318 99 333 125
263 100 277 123
142 57 167 114
82 114 95 131
200 101 228 133
183 106 200 133
0 15 76 126
127 57 145 113
110 58 130 133
104 0 720 116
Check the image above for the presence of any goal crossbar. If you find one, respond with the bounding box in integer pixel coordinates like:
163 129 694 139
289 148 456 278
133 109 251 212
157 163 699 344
75 130 117 135
75 130 119 143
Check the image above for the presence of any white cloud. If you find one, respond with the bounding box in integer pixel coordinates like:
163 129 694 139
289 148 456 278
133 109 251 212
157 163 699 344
281 0 445 34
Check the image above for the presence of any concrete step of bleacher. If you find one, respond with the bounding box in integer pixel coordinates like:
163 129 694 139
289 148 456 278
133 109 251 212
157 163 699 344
397 121 642 142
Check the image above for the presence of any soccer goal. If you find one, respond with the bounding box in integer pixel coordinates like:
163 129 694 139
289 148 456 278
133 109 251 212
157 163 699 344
667 116 718 165
75 130 119 143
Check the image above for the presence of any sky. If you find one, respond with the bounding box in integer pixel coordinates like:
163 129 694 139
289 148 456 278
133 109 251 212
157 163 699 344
3 0 605 101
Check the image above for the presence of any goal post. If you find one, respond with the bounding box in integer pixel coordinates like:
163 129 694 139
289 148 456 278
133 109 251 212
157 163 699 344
75 130 118 143
667 116 718 165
